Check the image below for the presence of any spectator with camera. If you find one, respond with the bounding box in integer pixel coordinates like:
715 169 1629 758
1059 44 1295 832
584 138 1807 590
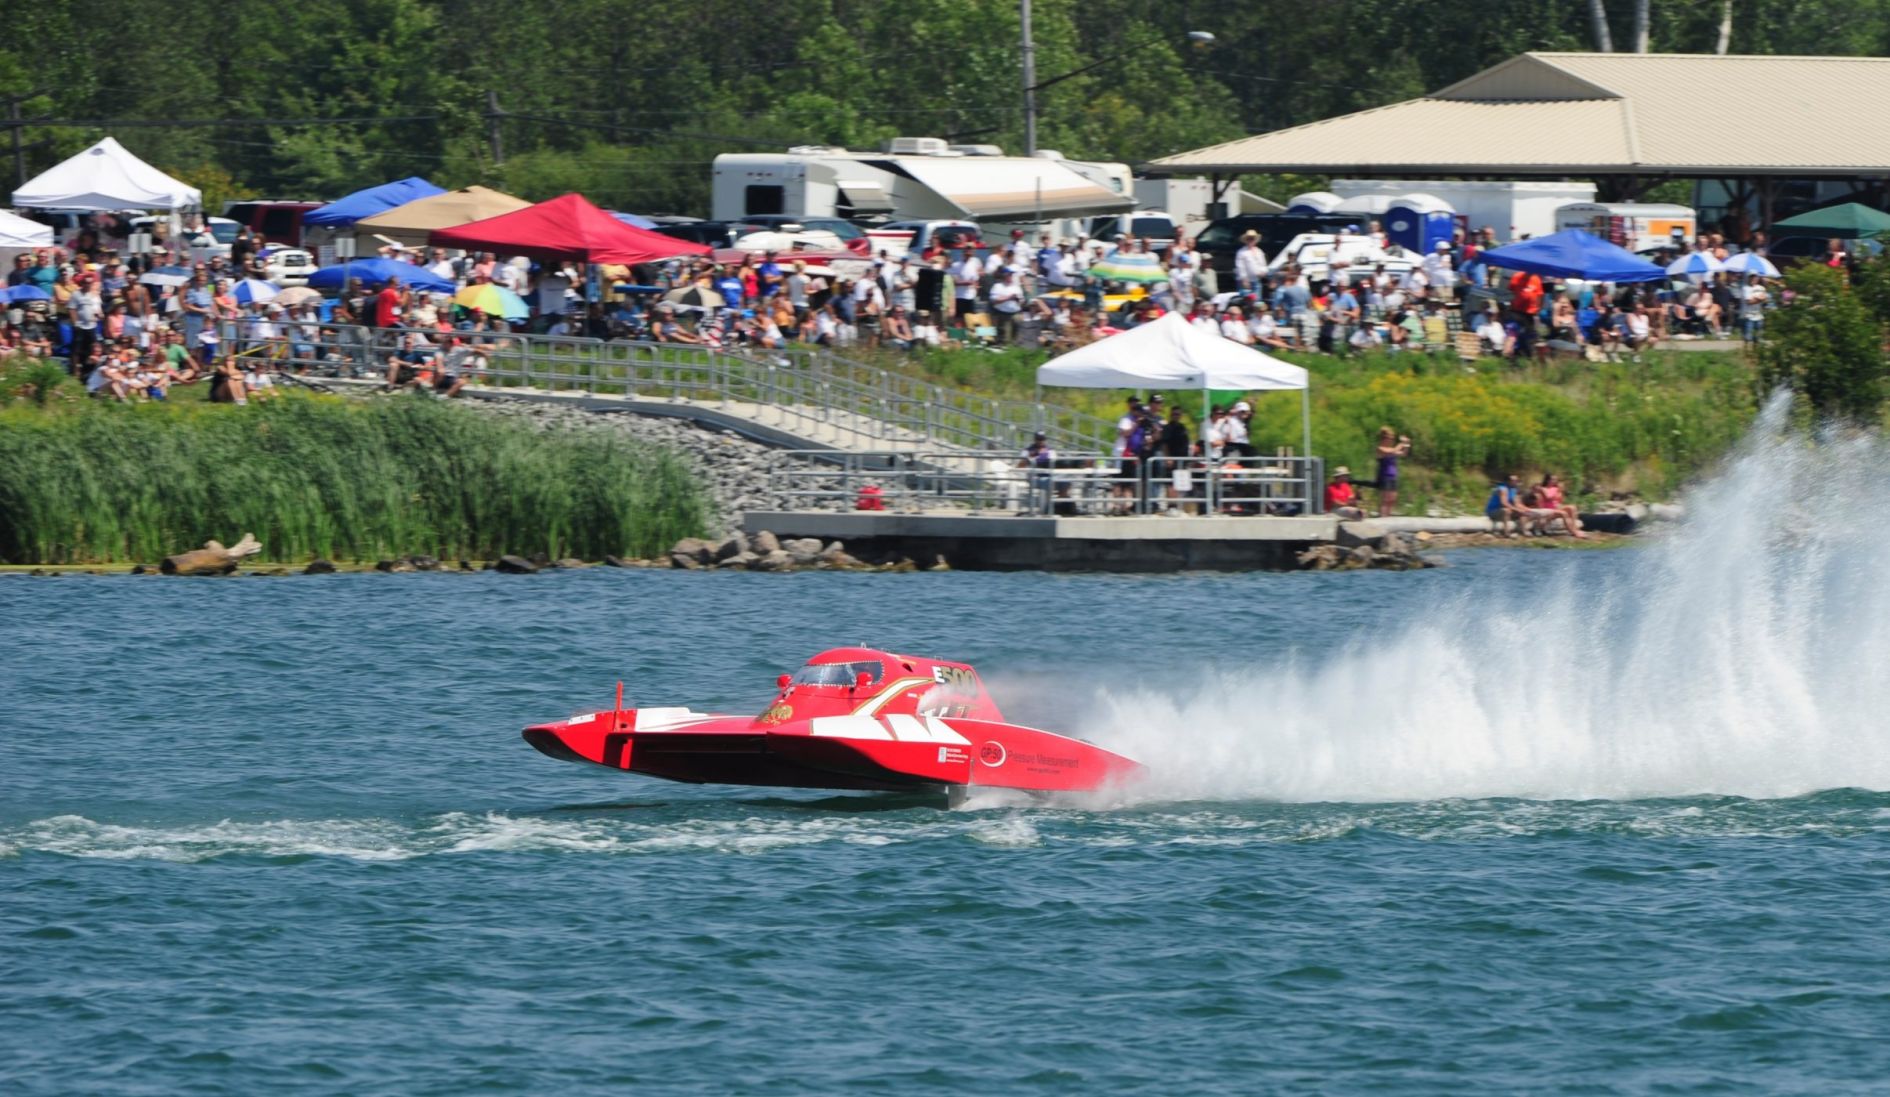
1374 426 1412 517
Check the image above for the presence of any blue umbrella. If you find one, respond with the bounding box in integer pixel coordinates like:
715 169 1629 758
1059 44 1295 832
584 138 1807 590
1666 252 1723 277
232 278 280 304
1722 252 1780 278
1479 229 1668 283
305 258 454 294
4 284 51 303
608 211 658 230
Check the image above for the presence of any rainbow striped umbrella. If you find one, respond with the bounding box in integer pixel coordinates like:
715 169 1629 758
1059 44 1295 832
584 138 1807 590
1086 252 1168 284
452 283 530 320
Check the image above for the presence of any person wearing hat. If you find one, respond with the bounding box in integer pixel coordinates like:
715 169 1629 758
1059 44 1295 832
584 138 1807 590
68 272 104 376
1226 400 1255 457
1324 466 1364 520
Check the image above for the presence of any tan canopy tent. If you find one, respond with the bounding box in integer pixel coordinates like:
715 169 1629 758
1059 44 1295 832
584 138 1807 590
351 185 532 248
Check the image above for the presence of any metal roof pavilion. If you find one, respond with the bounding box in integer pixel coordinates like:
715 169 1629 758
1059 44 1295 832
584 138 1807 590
1150 53 1890 192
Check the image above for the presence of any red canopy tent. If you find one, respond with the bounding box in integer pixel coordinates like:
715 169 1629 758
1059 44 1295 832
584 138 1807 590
429 193 711 264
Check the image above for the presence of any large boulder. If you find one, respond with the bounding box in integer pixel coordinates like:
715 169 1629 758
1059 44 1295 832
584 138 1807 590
819 544 867 570
495 554 540 574
783 537 824 565
304 559 338 575
376 558 416 573
713 535 747 562
669 537 717 566
749 530 781 555
751 549 793 571
408 554 442 571
718 550 760 569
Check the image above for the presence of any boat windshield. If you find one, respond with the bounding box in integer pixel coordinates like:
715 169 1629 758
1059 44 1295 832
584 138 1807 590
788 661 882 688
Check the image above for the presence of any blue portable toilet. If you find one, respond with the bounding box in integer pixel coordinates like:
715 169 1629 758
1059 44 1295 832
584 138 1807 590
1284 190 1341 215
1385 193 1455 253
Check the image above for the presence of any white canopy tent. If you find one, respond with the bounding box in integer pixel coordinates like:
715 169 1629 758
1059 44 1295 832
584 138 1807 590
11 137 201 211
0 209 53 271
1036 312 1312 459
0 210 52 247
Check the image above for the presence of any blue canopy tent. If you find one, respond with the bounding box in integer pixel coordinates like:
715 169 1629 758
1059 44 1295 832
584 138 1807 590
305 257 454 294
1478 229 1667 283
302 177 446 228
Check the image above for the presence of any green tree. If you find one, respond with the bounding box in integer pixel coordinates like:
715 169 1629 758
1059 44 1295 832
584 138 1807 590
1757 263 1888 424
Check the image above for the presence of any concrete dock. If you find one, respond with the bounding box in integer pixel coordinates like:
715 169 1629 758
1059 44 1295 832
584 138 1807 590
741 511 1338 571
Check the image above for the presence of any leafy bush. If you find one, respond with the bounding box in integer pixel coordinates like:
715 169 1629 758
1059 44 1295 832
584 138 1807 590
1757 263 1887 425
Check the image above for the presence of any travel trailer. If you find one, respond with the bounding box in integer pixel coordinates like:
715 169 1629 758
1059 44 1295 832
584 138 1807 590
711 140 1133 227
1554 202 1696 253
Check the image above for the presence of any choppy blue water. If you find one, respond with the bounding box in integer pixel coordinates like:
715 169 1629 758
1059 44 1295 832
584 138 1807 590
9 436 1890 1096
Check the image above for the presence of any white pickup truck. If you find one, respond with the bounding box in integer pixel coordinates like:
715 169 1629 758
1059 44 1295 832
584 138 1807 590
863 220 982 261
1267 233 1419 285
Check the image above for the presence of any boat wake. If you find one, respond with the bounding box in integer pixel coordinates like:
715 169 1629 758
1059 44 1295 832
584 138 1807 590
1090 395 1890 803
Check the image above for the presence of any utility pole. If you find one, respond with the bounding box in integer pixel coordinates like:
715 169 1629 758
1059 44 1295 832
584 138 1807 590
486 90 504 167
1020 0 1037 156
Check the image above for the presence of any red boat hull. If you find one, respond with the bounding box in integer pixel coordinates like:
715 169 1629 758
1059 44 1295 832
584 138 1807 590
523 649 1140 797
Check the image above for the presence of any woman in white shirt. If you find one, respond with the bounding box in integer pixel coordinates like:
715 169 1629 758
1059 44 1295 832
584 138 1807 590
1234 233 1268 292
1247 309 1290 349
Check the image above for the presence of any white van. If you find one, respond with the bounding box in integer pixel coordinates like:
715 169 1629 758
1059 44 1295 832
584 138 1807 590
1555 203 1695 253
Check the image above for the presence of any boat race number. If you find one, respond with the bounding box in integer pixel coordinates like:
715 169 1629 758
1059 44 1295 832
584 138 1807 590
923 665 979 719
978 741 1006 767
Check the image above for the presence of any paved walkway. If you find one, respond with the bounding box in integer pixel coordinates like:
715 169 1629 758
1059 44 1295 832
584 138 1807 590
322 378 965 455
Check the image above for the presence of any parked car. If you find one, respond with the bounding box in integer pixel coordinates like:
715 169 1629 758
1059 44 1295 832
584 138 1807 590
261 247 316 286
1085 210 1182 250
869 220 982 260
734 215 867 243
222 200 324 246
652 220 749 249
132 215 239 261
1194 213 1359 277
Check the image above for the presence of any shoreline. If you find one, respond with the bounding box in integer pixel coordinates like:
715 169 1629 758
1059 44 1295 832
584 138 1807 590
0 531 1636 575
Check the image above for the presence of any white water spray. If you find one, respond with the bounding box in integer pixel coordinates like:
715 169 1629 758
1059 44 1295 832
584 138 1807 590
1094 395 1890 803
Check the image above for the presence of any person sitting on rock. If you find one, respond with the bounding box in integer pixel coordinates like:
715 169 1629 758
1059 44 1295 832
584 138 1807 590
1324 466 1364 520
1485 474 1527 536
384 332 436 392
1530 473 1587 539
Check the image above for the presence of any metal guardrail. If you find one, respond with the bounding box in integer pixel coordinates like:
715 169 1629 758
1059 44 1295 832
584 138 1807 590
765 449 1324 518
215 320 1117 455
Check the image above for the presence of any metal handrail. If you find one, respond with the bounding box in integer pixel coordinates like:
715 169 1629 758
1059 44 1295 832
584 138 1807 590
218 319 1117 454
763 449 1324 518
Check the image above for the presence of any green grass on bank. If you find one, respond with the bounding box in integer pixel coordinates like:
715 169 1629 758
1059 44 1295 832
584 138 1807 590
890 342 1759 512
0 365 710 565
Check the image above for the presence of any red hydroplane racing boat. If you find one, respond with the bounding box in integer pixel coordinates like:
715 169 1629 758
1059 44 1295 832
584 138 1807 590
523 647 1140 798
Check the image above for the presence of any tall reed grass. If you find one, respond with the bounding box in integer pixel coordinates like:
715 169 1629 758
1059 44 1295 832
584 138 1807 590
0 393 710 564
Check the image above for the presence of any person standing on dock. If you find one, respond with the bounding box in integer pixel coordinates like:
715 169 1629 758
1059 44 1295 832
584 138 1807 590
1374 426 1412 517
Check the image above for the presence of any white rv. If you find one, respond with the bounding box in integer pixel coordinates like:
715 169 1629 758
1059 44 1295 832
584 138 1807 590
711 139 1134 227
